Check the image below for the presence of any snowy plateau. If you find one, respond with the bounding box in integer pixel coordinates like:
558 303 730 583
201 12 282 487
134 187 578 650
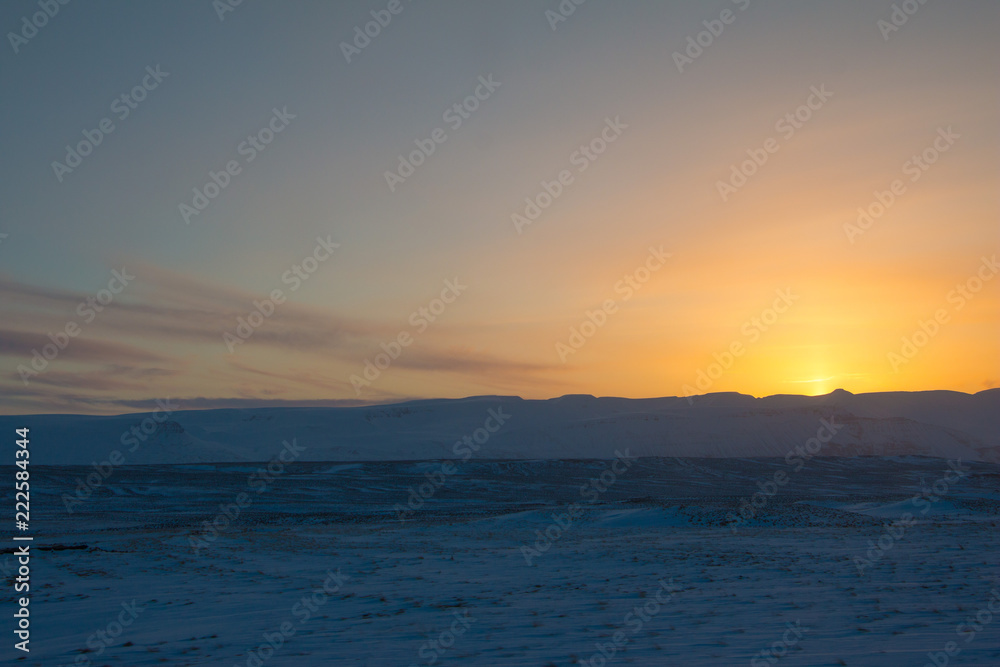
2 389 999 666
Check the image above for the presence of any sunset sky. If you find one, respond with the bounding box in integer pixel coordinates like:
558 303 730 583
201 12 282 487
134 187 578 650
1 0 997 415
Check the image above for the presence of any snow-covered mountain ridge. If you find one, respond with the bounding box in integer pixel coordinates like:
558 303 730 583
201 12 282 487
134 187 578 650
5 388 998 464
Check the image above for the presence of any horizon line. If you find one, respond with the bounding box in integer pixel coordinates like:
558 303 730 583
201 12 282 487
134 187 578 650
3 386 998 419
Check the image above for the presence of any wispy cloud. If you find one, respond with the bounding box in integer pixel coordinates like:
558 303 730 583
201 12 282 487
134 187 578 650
0 264 556 414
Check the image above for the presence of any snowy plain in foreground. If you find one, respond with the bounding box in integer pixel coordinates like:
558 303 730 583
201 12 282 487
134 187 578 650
4 390 999 665
7 455 1000 666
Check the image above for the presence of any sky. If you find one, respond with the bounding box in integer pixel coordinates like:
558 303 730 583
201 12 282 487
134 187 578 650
0 0 997 415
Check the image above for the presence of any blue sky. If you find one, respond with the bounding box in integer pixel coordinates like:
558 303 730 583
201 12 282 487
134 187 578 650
1 0 997 414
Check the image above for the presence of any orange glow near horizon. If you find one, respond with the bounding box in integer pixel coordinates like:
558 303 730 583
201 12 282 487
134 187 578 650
0 2 997 416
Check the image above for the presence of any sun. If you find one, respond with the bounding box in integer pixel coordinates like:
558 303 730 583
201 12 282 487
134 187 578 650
783 376 836 396
803 376 835 395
